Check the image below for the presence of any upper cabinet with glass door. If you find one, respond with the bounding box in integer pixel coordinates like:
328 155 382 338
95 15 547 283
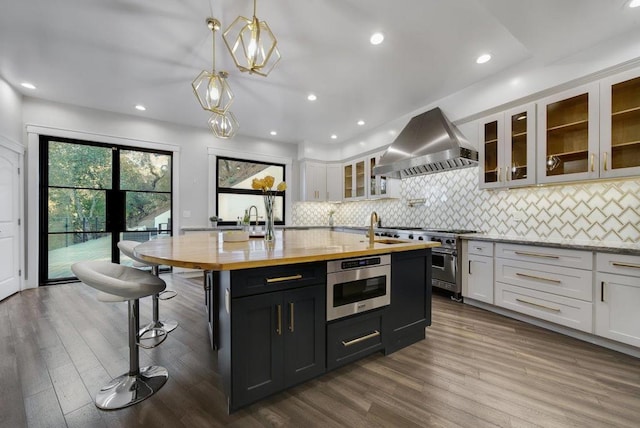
537 83 599 184
600 69 640 178
343 158 366 201
478 103 535 189
368 152 400 199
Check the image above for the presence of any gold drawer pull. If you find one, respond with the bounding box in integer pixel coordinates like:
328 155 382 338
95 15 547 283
276 304 282 335
266 274 303 283
342 330 380 347
289 302 294 332
515 298 561 312
514 251 559 259
612 262 640 270
516 272 562 284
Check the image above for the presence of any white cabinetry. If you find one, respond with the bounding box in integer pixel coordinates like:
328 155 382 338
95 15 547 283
343 152 400 201
536 83 600 184
479 103 536 189
595 253 640 347
462 240 494 304
599 68 640 179
301 161 342 202
494 243 593 333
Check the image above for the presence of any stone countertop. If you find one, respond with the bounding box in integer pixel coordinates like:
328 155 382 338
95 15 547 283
459 234 640 256
136 229 440 271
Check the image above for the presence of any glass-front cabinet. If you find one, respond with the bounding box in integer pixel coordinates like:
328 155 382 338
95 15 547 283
537 83 599 184
343 159 365 200
479 103 535 189
600 70 640 178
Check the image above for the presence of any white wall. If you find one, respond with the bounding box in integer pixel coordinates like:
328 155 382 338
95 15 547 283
21 97 298 287
0 76 23 143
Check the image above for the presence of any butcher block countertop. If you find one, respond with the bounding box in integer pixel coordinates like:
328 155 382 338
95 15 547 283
134 229 440 271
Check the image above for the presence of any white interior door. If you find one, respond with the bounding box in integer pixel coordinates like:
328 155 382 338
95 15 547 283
0 146 20 301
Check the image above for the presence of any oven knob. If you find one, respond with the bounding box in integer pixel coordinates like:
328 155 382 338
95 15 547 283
418 236 424 240
393 234 400 238
432 238 442 243
408 234 414 239
446 239 453 244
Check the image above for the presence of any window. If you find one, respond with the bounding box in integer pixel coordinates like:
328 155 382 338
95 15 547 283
216 156 286 225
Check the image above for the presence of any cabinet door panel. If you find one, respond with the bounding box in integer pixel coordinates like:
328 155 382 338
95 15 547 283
232 292 284 407
504 104 536 187
537 83 599 184
465 254 493 304
478 113 503 189
596 272 640 347
283 285 326 386
600 70 640 178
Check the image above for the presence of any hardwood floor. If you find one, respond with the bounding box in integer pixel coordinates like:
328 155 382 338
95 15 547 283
2 273 640 428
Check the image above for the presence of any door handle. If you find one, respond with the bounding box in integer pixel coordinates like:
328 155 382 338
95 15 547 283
601 281 606 302
276 304 282 335
288 302 294 332
468 260 472 274
590 153 595 172
603 152 608 171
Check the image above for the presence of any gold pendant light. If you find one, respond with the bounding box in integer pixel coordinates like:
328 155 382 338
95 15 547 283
223 0 281 77
192 18 238 139
208 111 239 139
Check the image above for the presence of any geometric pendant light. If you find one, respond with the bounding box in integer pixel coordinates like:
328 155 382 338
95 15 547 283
223 0 281 77
192 18 238 138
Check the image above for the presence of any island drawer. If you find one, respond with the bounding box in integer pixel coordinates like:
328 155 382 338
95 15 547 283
327 309 384 370
230 262 326 298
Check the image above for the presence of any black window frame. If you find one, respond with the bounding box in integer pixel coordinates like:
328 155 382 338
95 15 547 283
215 156 286 226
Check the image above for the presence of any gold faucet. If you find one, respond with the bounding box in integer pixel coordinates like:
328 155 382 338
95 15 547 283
248 205 259 231
369 211 379 245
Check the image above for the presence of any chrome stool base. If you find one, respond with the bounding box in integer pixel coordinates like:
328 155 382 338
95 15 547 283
95 365 169 410
140 319 178 337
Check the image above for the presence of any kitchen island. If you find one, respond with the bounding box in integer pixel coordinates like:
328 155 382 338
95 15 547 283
135 229 439 411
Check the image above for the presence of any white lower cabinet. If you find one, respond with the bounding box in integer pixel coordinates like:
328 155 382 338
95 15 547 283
494 243 593 333
462 240 494 304
595 253 640 347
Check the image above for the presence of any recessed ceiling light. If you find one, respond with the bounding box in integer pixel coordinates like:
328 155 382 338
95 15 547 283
629 0 640 7
357 120 365 126
476 54 492 64
270 130 277 136
307 93 317 101
330 134 337 140
21 82 36 90
135 104 146 111
359 141 366 146
370 32 384 45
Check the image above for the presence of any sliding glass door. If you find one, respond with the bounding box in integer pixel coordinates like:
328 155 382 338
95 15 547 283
40 136 172 284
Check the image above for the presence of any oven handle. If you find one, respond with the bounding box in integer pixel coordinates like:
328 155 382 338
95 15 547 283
432 249 456 256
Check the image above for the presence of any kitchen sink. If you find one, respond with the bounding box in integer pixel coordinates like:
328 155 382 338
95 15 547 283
373 238 407 245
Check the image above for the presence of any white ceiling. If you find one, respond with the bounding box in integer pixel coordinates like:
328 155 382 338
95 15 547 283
1 0 639 145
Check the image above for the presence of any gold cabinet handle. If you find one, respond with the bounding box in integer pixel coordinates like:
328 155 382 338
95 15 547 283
612 262 640 269
266 274 303 283
288 302 294 332
514 251 559 259
515 298 561 312
341 330 380 347
506 165 511 181
276 304 282 335
603 152 608 171
498 167 502 182
590 153 595 172
515 272 562 284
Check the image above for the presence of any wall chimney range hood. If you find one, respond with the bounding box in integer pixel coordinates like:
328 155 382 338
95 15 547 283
372 107 478 179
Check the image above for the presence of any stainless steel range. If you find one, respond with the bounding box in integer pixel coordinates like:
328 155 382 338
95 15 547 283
375 227 477 301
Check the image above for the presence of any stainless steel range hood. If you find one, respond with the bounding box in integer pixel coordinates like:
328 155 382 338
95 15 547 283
372 107 478 179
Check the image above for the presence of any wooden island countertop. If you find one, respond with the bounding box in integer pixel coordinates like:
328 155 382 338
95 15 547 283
134 229 440 271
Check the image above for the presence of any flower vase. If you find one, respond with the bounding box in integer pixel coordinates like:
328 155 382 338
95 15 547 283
263 194 276 241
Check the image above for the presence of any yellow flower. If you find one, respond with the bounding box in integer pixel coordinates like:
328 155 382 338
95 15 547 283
263 175 275 189
253 175 286 192
251 178 265 190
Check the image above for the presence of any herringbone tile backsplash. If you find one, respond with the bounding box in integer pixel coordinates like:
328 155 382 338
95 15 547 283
292 167 640 243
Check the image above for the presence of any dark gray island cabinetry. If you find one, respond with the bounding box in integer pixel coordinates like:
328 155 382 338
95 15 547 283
133 230 438 413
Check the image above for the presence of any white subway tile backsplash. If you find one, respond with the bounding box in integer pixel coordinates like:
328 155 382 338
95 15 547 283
293 167 640 243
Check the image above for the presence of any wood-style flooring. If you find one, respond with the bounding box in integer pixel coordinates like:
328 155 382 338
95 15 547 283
2 273 640 428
